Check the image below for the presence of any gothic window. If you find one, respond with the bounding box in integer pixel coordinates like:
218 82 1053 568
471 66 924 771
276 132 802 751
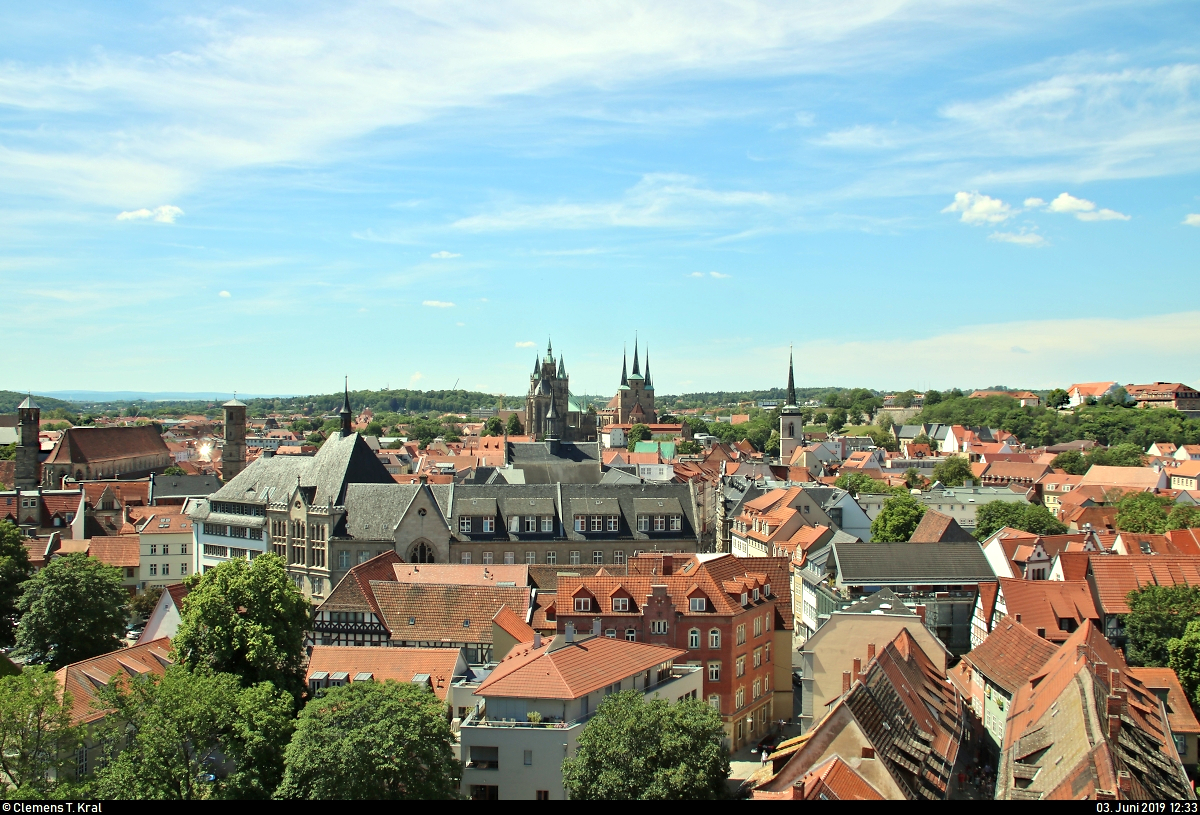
409 541 435 563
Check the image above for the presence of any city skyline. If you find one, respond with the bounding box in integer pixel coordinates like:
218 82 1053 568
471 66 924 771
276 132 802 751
2 1 1198 394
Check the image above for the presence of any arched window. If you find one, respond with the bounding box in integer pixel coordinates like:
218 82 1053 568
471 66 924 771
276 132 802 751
709 628 721 648
688 628 700 649
409 541 435 563
787 422 794 437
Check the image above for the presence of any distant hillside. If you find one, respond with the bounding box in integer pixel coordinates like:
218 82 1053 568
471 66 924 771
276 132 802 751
0 391 76 413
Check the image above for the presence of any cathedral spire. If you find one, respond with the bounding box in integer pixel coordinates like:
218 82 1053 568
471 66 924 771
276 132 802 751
644 348 652 389
620 345 628 387
631 336 640 377
558 354 566 379
339 377 353 437
786 346 797 407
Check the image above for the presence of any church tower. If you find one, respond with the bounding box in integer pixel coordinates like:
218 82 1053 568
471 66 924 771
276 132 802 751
221 397 248 483
779 348 803 464
339 379 353 437
617 338 657 425
15 396 40 489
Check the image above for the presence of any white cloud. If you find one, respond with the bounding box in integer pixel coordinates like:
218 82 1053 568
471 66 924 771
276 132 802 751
989 230 1046 246
515 341 536 347
218 290 231 298
1045 192 1128 221
687 272 705 278
1185 214 1200 227
452 173 782 232
430 250 461 258
422 300 455 308
709 271 731 278
942 192 1013 225
409 372 424 385
117 205 184 223
1024 197 1045 207
814 125 894 150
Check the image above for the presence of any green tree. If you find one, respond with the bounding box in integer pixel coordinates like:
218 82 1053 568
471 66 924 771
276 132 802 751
0 443 15 461
813 411 828 426
91 666 294 800
627 423 651 447
1087 442 1145 468
677 440 701 455
162 465 187 476
0 519 33 648
870 492 927 542
1167 619 1200 706
764 430 780 457
1125 585 1200 667
173 553 310 700
1114 491 1172 534
562 690 729 800
835 472 899 496
505 413 524 435
911 432 934 452
0 666 81 796
931 455 974 487
127 585 163 620
876 413 894 433
923 390 943 406
364 421 384 437
1046 388 1069 409
1167 505 1200 531
827 408 848 433
15 552 127 669
1051 450 1087 475
973 501 1068 540
481 417 504 436
904 467 924 489
277 680 460 800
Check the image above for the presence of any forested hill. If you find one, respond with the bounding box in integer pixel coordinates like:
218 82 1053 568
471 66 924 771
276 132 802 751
0 391 77 413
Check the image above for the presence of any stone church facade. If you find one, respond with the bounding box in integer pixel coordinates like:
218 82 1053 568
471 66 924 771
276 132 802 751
597 340 658 428
524 340 597 442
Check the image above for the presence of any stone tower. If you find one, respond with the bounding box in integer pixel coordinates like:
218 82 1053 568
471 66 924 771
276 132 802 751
616 339 657 425
15 396 40 489
779 348 803 464
221 397 248 483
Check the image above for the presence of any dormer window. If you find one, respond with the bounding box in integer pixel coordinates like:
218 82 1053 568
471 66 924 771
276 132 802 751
753 588 760 602
613 597 629 612
574 597 592 612
762 524 770 536
740 592 748 606
764 584 771 597
690 597 706 612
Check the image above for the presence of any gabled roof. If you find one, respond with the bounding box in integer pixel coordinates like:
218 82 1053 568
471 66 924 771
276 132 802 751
998 578 1099 643
370 582 531 645
1088 554 1200 615
44 426 169 465
965 616 1059 694
909 510 978 543
55 638 173 724
306 645 462 700
87 535 141 568
832 541 995 585
492 604 535 644
320 550 405 623
475 634 685 700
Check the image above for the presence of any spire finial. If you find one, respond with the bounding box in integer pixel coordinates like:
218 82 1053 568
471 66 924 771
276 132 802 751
340 377 353 436
632 335 640 377
620 344 628 387
644 348 652 389
786 346 797 407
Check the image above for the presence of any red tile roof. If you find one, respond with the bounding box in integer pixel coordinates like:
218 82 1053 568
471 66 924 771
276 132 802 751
391 563 528 586
475 634 685 700
998 578 1099 643
371 582 531 644
55 638 173 724
909 510 977 543
1088 554 1200 615
306 645 461 700
1128 667 1200 736
965 616 1059 694
45 426 169 465
87 535 141 568
492 604 535 644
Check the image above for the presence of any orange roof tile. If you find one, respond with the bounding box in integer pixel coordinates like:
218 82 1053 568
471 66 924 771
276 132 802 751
1088 554 1200 615
998 578 1099 642
55 638 173 724
87 535 140 568
492 604 535 643
306 645 461 700
965 616 1059 694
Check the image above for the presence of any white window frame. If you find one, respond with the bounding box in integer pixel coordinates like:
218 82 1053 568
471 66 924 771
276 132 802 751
541 516 553 532
688 629 700 649
509 516 520 533
708 662 720 681
637 515 650 532
670 515 682 531
504 552 515 565
650 620 668 635
526 516 537 533
525 551 536 565
607 515 619 531
690 597 706 612
459 516 471 533
613 550 626 565
482 516 495 533
482 551 493 564
575 516 586 532
590 516 603 532
593 550 604 565
626 629 637 641
613 597 630 612
575 597 592 612
653 516 666 531
461 552 472 564
570 551 580 565
709 629 721 648
545 550 557 565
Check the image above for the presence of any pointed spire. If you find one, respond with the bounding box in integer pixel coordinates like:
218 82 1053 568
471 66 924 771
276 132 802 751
620 345 628 387
644 348 652 389
557 354 566 380
534 353 540 375
786 346 797 407
339 376 353 437
631 336 640 376
547 336 553 356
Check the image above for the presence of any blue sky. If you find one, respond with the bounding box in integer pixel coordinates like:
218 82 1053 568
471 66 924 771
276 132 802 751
2 1 1199 398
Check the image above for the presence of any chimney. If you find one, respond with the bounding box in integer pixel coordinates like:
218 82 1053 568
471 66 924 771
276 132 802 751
915 604 927 625
565 622 575 643
662 554 673 575
842 671 852 694
1117 771 1132 795
263 448 274 458
853 658 862 680
1036 627 1046 638
1108 714 1121 743
1109 668 1122 693
533 632 542 648
419 474 428 485
592 618 601 636
867 642 876 661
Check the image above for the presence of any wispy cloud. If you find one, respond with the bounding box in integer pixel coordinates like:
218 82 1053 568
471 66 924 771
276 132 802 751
218 290 231 298
117 205 184 223
422 300 455 308
942 192 1013 225
1037 192 1129 221
989 230 1046 246
430 250 461 258
515 340 536 348
1185 214 1200 227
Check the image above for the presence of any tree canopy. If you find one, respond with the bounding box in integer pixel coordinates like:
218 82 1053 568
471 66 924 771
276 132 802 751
15 552 127 669
931 455 974 487
1114 491 1173 534
973 501 1068 541
1125 585 1200 668
1168 619 1200 708
277 680 460 800
127 585 163 620
1167 505 1200 531
505 413 524 435
1052 443 1146 475
869 493 927 542
562 690 729 800
173 553 310 700
0 666 81 797
627 423 652 446
91 665 294 800
835 471 902 497
0 519 33 648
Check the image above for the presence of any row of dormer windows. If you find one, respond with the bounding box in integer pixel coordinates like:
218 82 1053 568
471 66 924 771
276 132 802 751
455 513 684 535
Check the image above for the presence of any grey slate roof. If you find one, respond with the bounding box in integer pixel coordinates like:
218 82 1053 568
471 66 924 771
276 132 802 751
341 483 421 540
507 441 602 484
832 541 996 585
150 474 221 500
838 587 915 615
